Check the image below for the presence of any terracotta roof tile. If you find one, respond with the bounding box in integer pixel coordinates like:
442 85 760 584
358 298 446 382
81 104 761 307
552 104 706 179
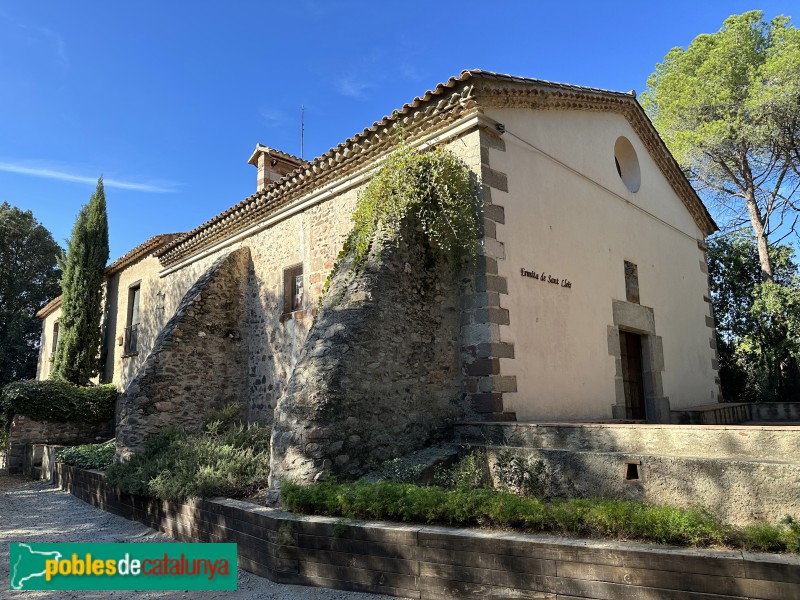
36 233 183 319
248 144 306 167
105 233 184 275
35 296 61 319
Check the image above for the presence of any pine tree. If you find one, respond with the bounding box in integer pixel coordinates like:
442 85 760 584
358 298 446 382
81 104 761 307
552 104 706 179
52 178 110 385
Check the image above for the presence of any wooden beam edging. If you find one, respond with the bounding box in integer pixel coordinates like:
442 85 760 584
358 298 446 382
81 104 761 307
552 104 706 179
53 464 800 599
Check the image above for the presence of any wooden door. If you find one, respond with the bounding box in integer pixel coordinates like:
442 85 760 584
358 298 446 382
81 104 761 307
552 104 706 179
620 331 646 420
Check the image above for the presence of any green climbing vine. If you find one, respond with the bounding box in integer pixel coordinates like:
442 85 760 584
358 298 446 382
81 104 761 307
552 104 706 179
322 143 480 300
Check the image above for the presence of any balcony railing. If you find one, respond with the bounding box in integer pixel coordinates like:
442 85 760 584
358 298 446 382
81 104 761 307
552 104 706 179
123 323 140 356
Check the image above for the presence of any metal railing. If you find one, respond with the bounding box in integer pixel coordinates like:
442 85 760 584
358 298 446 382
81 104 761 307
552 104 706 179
123 323 139 355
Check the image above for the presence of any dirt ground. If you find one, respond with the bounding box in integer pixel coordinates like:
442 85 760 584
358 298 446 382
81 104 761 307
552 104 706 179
0 469 404 599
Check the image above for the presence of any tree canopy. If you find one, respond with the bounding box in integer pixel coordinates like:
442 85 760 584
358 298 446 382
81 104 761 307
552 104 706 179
0 202 61 387
642 11 800 282
708 235 800 401
52 178 110 385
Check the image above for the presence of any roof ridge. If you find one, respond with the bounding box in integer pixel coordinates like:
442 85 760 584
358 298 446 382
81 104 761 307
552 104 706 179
158 70 714 266
105 232 184 274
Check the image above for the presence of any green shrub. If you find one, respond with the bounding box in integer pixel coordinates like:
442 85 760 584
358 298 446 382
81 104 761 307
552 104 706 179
322 144 479 302
105 418 271 501
56 440 115 470
494 450 549 497
1 380 116 423
374 457 425 484
282 480 798 552
735 517 800 553
433 450 492 490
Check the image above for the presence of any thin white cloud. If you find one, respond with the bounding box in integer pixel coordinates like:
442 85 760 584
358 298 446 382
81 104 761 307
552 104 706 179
0 10 69 76
260 107 286 128
335 76 374 99
42 26 69 75
0 161 178 193
399 63 421 81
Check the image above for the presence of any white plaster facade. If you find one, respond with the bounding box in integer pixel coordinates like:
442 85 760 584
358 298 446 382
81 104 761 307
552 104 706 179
486 108 717 420
35 302 61 381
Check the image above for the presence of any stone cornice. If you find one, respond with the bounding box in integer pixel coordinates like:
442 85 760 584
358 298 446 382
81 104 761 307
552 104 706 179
158 70 716 268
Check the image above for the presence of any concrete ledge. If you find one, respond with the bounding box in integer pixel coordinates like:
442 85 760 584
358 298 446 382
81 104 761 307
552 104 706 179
54 464 800 599
23 444 65 481
455 421 800 462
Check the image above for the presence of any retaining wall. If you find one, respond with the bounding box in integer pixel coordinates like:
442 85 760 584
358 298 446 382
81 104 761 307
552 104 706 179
55 464 800 599
5 415 111 474
454 421 800 462
455 422 800 526
751 403 800 422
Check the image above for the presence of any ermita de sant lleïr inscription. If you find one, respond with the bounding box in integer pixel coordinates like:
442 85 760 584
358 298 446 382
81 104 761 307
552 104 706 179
520 267 572 289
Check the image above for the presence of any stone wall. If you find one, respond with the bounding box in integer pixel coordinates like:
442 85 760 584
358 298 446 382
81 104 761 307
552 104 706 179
5 414 110 473
115 248 251 459
152 190 362 426
482 445 800 527
102 254 166 390
751 402 800 422
456 421 800 527
269 218 467 495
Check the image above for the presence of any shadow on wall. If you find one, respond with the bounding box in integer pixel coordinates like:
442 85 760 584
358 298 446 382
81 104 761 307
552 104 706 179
245 258 311 425
114 248 253 459
472 424 800 527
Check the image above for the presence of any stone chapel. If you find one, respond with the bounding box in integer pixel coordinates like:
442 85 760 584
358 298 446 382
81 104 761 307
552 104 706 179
36 70 719 490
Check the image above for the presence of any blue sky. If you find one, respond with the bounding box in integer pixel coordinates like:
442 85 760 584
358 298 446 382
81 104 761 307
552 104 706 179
0 2 790 260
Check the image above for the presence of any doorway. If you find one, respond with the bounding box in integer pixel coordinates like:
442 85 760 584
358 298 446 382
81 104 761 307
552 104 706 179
619 331 646 420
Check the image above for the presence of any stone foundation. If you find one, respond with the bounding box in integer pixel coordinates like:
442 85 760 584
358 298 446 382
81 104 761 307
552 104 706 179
115 248 251 459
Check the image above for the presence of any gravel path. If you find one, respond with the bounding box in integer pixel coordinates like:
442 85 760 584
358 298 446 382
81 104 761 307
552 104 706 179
0 472 404 599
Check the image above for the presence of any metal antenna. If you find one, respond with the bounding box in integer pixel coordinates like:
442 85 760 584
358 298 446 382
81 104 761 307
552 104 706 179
301 105 305 160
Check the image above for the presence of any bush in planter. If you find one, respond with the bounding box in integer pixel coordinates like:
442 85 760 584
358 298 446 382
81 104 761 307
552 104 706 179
0 379 117 423
56 439 115 470
105 413 271 501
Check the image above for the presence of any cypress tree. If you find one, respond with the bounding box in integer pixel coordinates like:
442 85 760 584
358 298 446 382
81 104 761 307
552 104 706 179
52 178 110 385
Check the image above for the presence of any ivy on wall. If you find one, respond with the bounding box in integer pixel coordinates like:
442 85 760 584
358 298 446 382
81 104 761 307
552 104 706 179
1 379 117 424
323 143 480 300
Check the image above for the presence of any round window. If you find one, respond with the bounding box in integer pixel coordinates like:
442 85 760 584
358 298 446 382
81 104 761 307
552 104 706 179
614 136 641 193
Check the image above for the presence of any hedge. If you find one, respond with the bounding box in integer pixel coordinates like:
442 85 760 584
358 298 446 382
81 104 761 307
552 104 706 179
283 479 800 552
56 439 116 470
1 379 117 424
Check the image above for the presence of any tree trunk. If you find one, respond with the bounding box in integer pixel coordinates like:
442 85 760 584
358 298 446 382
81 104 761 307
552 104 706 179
744 187 774 283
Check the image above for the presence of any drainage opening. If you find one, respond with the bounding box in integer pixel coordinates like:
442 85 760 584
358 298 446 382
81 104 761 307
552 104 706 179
624 460 641 482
